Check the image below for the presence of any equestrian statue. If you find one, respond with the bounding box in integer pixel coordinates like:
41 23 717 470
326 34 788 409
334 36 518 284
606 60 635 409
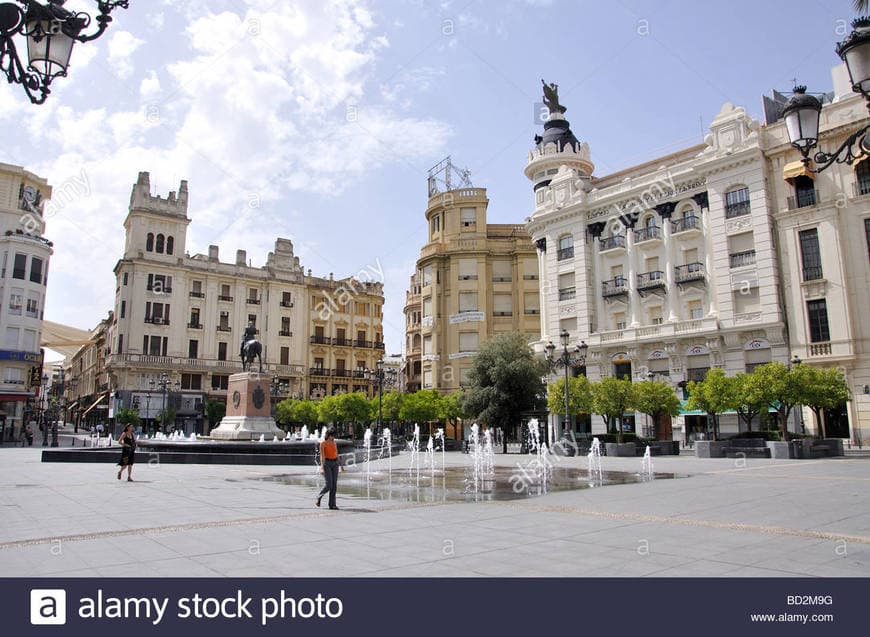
240 322 263 373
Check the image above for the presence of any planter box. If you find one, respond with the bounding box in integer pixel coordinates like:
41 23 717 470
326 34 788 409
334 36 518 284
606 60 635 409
766 441 792 459
649 440 680 455
603 442 638 457
694 440 727 458
815 438 844 457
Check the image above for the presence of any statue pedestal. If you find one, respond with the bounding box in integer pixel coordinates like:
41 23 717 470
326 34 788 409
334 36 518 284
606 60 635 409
210 372 285 440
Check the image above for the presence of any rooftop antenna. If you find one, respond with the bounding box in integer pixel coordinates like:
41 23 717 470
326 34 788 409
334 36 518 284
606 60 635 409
427 155 473 197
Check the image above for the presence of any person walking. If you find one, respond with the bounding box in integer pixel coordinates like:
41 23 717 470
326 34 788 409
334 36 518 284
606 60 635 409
116 423 136 482
24 423 33 446
316 428 342 510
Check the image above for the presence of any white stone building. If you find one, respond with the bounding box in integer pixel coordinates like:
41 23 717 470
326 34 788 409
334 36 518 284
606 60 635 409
105 172 384 433
526 98 793 444
0 163 52 442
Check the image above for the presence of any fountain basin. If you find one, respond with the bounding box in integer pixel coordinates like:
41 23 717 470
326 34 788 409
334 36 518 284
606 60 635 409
41 438 356 465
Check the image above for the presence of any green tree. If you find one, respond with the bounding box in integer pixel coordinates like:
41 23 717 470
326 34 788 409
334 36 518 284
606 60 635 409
686 368 731 440
155 407 177 431
290 399 320 426
439 391 465 422
399 389 442 423
370 390 404 426
752 362 806 440
591 376 634 442
800 367 850 438
317 395 341 424
547 375 593 424
116 407 141 428
631 380 680 439
726 373 767 433
336 392 372 425
460 332 546 441
204 399 226 427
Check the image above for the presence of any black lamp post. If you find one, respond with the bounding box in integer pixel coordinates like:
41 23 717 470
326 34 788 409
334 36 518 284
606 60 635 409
0 1 129 104
783 18 870 171
270 375 288 417
40 373 48 446
545 330 588 440
150 373 179 432
366 360 396 435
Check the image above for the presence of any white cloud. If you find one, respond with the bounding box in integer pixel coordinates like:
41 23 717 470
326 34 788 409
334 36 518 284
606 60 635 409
139 70 161 98
107 30 146 80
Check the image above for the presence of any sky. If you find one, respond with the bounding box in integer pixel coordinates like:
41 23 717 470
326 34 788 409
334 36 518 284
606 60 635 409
0 0 857 357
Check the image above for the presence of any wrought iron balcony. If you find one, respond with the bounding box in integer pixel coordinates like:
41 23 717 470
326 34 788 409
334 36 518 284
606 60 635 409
279 330 293 337
216 325 232 332
602 277 628 297
187 322 203 329
333 338 353 346
218 295 234 302
309 367 331 377
802 266 824 281
675 262 705 283
599 235 626 251
280 301 294 307
354 339 372 348
724 201 751 218
556 246 574 260
729 250 756 268
493 310 513 316
310 336 331 345
247 297 261 305
671 215 700 234
374 342 386 349
558 287 576 301
145 317 169 325
854 180 870 197
787 189 817 210
634 226 661 243
189 291 205 298
637 270 666 291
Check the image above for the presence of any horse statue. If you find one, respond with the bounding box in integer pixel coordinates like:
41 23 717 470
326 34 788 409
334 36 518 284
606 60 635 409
241 338 263 372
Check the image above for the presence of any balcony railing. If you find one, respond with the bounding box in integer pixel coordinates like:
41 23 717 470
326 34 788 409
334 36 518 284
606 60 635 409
280 301 294 307
671 215 700 233
493 310 513 316
218 295 233 302
458 274 478 280
187 322 203 329
144 317 169 325
802 266 823 281
854 180 870 197
558 287 576 301
599 235 626 251
634 226 660 242
146 286 172 293
374 342 386 349
556 246 574 260
724 201 751 218
787 189 817 210
602 277 627 297
333 338 353 346
309 367 331 377
333 369 353 378
247 297 260 305
189 291 205 298
675 262 705 283
524 308 540 315
310 336 331 345
492 276 512 282
354 339 372 348
637 270 665 291
279 330 292 337
216 325 232 332
729 250 756 268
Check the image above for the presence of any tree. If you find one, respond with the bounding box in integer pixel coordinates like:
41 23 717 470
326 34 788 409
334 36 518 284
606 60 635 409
377 391 404 424
317 395 341 424
631 380 680 439
591 376 634 443
290 399 319 426
116 407 141 429
726 373 768 433
800 367 850 438
752 362 806 440
439 391 465 422
686 368 731 440
547 375 592 425
460 332 546 441
399 389 442 424
336 392 372 425
155 407 176 430
204 400 225 427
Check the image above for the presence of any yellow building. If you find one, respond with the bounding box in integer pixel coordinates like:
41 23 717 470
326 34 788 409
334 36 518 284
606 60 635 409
407 185 540 393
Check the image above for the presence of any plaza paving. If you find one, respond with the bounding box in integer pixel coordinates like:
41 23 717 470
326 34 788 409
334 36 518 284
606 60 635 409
1 442 869 578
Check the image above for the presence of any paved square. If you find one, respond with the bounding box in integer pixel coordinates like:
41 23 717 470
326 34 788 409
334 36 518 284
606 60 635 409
1 447 869 577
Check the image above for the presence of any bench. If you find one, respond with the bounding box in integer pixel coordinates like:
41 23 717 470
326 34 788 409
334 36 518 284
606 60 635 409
724 438 771 458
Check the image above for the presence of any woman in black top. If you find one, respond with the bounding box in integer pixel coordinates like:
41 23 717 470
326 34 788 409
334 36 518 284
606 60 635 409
117 424 136 481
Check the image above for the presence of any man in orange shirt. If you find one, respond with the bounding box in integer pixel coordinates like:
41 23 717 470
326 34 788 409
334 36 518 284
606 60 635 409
316 428 342 510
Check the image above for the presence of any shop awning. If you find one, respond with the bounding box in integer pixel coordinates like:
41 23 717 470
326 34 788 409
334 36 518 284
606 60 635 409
0 393 32 401
81 393 107 417
783 161 815 181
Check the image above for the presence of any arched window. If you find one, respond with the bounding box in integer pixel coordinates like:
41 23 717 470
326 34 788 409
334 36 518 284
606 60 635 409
146 233 154 251
166 236 174 255
856 159 870 195
155 234 165 253
644 214 656 229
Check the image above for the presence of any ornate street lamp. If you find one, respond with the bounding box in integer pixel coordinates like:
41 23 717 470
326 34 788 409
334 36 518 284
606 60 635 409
545 330 588 439
366 359 397 435
783 18 870 171
0 1 129 104
150 373 179 433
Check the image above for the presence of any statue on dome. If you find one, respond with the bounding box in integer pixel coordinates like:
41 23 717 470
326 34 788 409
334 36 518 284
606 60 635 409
541 79 567 115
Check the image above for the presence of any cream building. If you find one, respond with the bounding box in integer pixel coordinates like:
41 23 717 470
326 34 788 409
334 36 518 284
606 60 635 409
104 172 384 433
763 65 870 446
0 163 52 442
526 95 794 443
403 271 422 392
407 186 540 393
